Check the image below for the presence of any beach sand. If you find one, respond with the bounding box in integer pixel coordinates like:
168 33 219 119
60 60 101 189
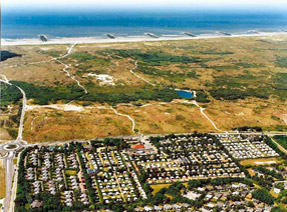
2 32 287 46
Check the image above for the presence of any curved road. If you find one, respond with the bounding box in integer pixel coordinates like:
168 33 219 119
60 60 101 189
0 74 27 212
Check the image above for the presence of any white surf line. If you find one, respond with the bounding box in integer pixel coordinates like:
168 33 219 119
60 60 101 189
129 60 156 86
192 100 228 133
110 106 137 133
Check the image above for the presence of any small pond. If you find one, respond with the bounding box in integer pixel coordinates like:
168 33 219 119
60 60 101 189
176 90 193 98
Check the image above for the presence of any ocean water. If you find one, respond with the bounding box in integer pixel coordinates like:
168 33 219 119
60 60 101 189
2 10 287 39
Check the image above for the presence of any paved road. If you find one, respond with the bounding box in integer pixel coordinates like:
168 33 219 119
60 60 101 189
25 132 287 148
3 152 15 212
0 74 27 212
15 86 27 141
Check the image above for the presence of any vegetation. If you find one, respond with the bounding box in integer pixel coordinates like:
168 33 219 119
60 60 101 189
135 64 199 81
1 80 183 105
252 189 274 205
253 166 284 181
198 50 233 55
273 73 287 90
69 52 111 66
209 88 268 101
0 81 84 105
276 56 287 68
109 49 202 66
83 85 181 104
1 50 21 61
102 138 129 149
15 148 31 211
273 135 287 150
76 143 98 204
234 126 263 132
3 36 287 139
0 83 22 106
264 136 286 157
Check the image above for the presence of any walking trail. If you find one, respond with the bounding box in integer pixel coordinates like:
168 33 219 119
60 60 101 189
1 43 88 94
110 106 137 133
191 100 228 133
54 43 88 94
129 60 155 86
105 52 155 86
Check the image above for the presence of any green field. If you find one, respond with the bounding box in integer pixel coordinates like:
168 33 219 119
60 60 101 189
273 135 287 150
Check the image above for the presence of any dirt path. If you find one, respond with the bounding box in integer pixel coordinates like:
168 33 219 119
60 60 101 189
110 106 137 133
55 43 88 94
55 59 88 93
192 100 227 133
129 60 155 86
30 116 41 131
105 52 155 86
1 43 88 95
0 74 12 85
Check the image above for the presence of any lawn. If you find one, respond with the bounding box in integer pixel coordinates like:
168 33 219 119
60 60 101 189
65 170 78 175
273 135 287 150
151 184 172 196
240 157 280 166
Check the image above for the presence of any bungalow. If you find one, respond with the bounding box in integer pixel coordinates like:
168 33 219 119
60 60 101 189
30 200 43 209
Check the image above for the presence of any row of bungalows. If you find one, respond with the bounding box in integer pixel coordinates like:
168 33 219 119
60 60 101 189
134 203 191 211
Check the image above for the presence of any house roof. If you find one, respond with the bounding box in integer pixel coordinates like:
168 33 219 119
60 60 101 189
30 200 43 209
132 144 145 149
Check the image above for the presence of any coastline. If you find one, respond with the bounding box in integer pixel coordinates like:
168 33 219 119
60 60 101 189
2 32 287 46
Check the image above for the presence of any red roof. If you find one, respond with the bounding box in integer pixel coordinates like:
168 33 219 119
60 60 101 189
132 144 145 149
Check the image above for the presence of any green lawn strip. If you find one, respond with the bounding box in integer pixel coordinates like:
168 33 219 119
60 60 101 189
273 136 287 151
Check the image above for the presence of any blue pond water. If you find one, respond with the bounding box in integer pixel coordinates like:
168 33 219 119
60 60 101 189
176 90 193 98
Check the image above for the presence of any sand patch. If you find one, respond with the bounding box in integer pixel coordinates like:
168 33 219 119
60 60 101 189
254 161 276 165
83 73 116 86
26 104 84 112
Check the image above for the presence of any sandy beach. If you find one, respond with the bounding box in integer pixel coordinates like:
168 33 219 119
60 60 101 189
2 32 287 46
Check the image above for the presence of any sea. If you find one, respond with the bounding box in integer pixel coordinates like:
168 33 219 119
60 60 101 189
1 9 287 39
